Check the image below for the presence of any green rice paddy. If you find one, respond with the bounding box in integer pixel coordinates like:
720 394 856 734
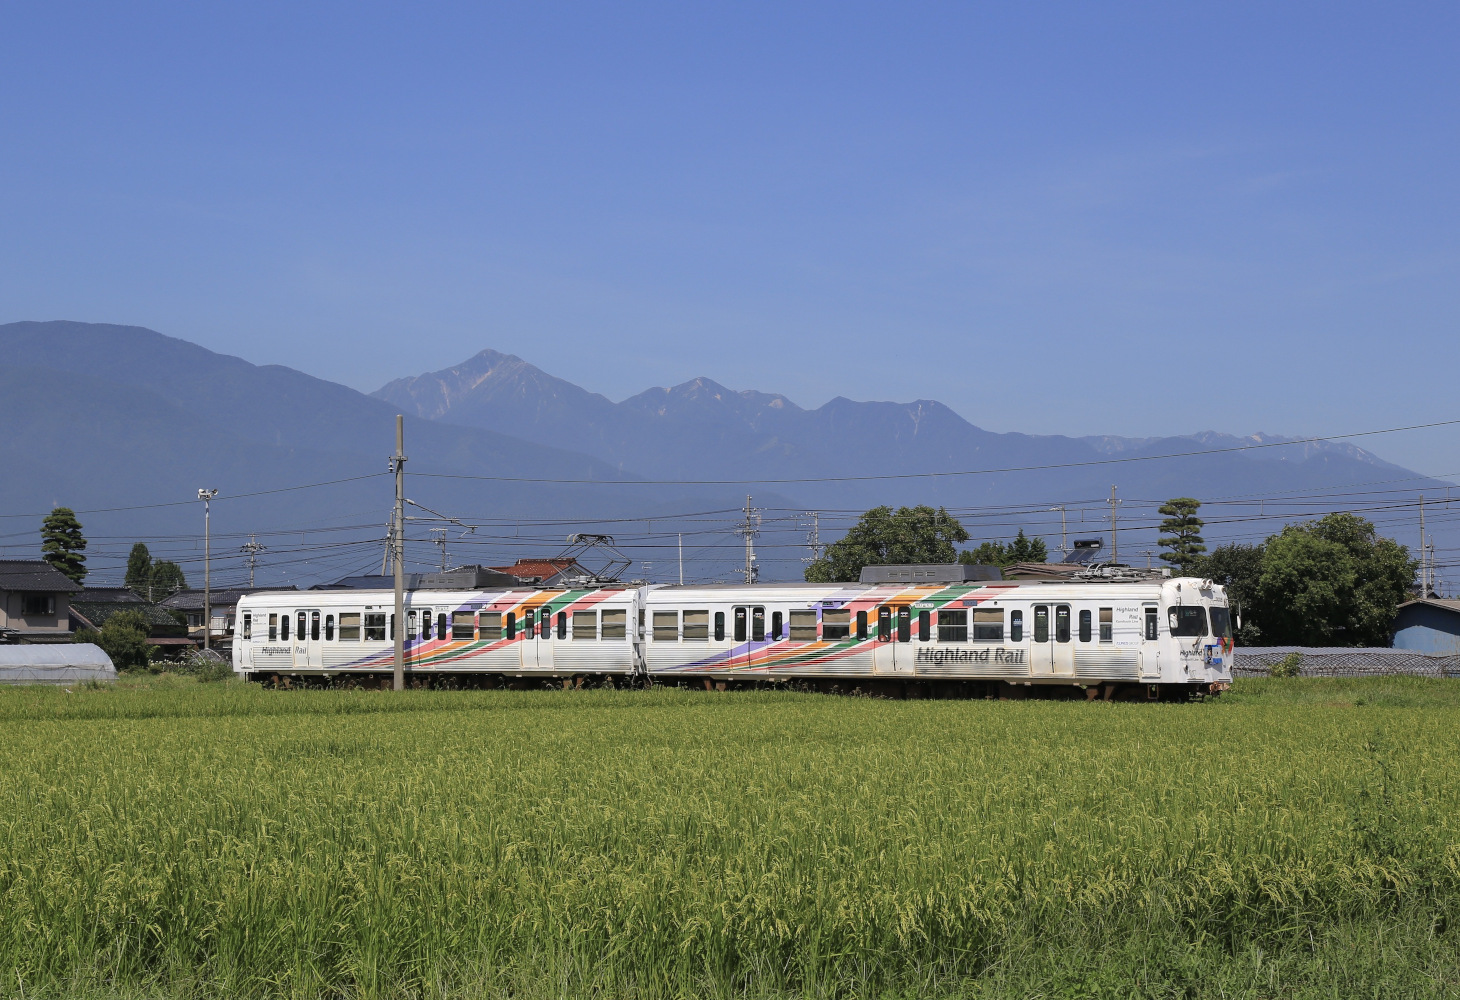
0 676 1457 998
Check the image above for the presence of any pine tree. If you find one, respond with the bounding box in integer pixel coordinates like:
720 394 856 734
40 507 87 584
1157 497 1206 576
125 543 153 595
149 561 188 597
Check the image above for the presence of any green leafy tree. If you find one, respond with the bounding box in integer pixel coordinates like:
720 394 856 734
1198 542 1266 644
40 507 87 583
149 560 188 598
805 505 969 582
1157 497 1206 575
83 609 153 672
959 529 1048 567
125 543 153 593
1255 512 1415 646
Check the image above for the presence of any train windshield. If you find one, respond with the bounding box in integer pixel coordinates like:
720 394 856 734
1168 606 1207 637
1209 606 1232 639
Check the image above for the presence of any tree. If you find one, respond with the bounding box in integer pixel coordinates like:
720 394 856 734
80 609 153 672
1157 497 1206 575
1254 512 1414 647
125 543 153 593
1199 543 1265 644
805 506 969 582
41 507 87 584
149 560 188 598
959 529 1048 567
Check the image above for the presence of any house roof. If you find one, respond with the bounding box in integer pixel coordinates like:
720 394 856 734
1397 597 1460 615
0 560 82 594
158 586 296 611
79 587 145 603
488 558 581 582
70 600 187 636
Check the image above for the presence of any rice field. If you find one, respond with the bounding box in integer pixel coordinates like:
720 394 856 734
1 676 1458 999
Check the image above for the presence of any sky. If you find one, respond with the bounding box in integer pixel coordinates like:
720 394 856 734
3 2 1458 476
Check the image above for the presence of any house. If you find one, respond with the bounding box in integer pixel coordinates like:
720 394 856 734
69 586 193 653
0 560 82 643
1392 598 1460 655
159 587 295 648
488 558 589 587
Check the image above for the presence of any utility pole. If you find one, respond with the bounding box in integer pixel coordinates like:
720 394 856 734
678 533 684 585
1049 506 1068 556
1420 494 1429 596
198 489 218 651
1108 485 1121 565
735 495 760 584
803 511 823 567
430 527 449 572
391 416 407 691
240 535 266 588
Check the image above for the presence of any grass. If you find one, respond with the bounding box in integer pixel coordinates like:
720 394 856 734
0 675 1458 998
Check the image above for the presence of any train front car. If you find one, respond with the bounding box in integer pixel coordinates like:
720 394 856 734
1158 577 1234 694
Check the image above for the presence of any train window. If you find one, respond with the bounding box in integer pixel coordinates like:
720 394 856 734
1144 607 1158 641
456 611 479 640
771 611 783 640
789 610 818 641
419 609 432 640
436 613 447 640
574 610 597 640
822 609 850 640
505 613 516 640
973 609 1003 642
557 611 567 639
268 613 277 641
937 608 967 642
1055 606 1071 643
364 613 387 642
714 611 726 641
751 607 766 642
339 613 361 641
683 610 709 641
896 607 911 643
1010 610 1023 643
653 611 678 641
539 608 552 638
1168 606 1207 637
876 607 891 642
311 611 321 641
242 613 252 640
523 609 535 637
297 612 306 642
1033 606 1049 643
1078 609 1092 643
280 614 291 641
601 609 627 639
1209 607 1232 640
1099 608 1113 643
407 611 418 640
325 614 335 641
389 614 395 641
856 610 868 640
917 610 930 641
734 607 748 642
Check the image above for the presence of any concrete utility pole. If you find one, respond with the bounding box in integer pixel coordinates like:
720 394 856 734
241 535 265 588
198 489 218 651
736 495 760 584
1108 486 1121 565
1049 505 1068 556
391 416 407 691
1420 494 1429 596
803 511 823 567
678 533 684 585
430 527 449 572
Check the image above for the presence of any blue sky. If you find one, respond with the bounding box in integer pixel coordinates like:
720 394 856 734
3 3 1458 475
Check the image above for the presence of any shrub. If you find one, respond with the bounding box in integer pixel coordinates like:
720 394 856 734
1270 652 1303 678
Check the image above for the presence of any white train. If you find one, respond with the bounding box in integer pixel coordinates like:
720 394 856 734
233 570 1235 699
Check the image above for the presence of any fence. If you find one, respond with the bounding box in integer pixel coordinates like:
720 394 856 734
1236 647 1460 678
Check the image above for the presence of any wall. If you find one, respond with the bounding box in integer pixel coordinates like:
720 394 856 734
1392 605 1460 654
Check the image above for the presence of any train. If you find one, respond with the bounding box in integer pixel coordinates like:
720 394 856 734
232 566 1235 699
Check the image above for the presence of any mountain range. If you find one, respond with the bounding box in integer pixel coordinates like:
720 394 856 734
0 322 1446 586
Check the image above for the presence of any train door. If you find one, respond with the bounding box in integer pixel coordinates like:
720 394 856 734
531 605 555 671
292 609 323 670
1140 603 1161 679
732 605 765 667
873 604 913 674
409 607 433 667
1030 604 1073 676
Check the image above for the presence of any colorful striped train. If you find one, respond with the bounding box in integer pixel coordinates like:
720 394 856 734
233 566 1235 698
